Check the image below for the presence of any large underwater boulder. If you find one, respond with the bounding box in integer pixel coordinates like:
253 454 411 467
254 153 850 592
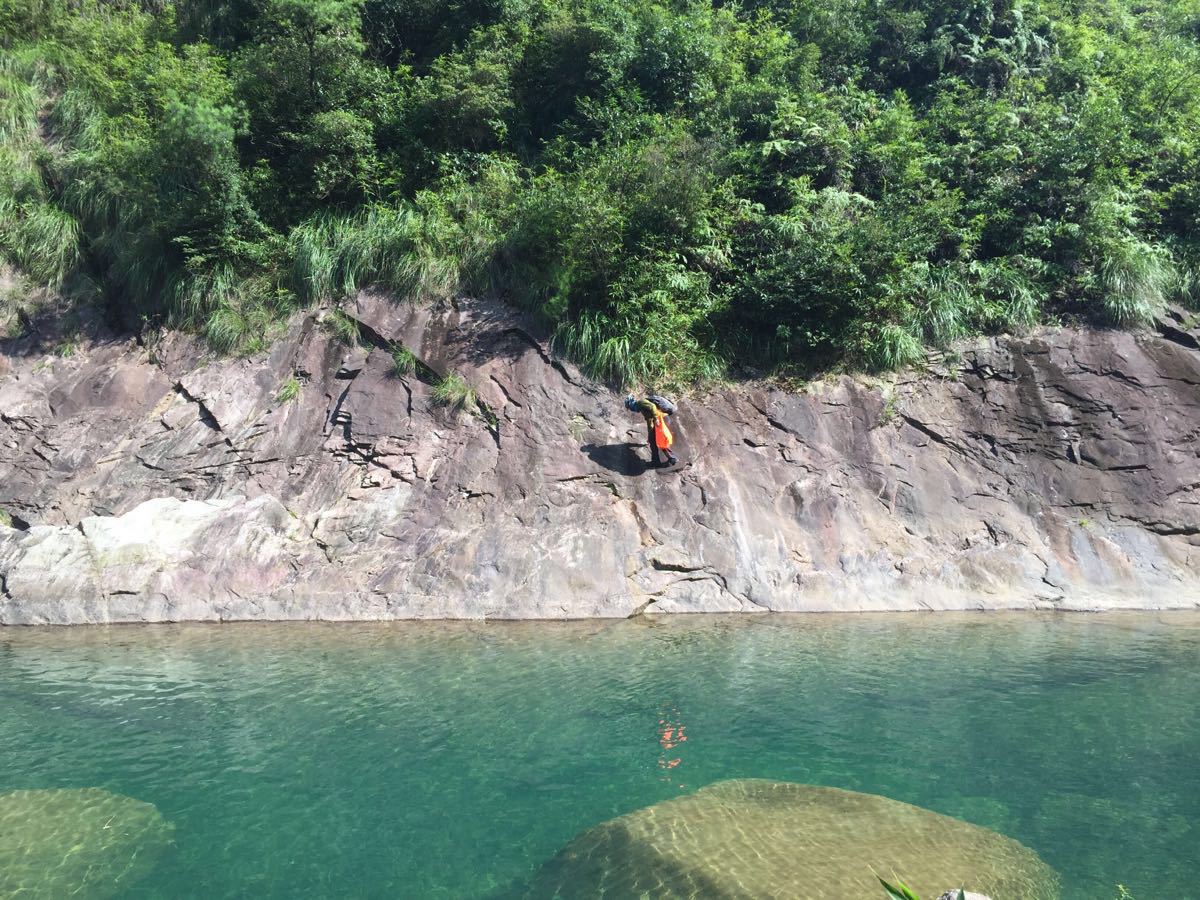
0 787 174 898
516 779 1058 899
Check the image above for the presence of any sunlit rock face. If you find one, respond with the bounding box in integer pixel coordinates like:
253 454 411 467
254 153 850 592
0 787 174 898
2 293 1198 622
514 780 1059 900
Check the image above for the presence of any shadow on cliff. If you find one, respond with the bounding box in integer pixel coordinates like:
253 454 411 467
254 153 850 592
580 442 652 477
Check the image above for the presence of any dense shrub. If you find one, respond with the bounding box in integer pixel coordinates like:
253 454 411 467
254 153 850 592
0 0 1197 385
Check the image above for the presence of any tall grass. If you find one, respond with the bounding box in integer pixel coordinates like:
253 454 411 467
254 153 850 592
1170 266 1198 310
1097 239 1173 327
287 206 458 306
0 63 38 143
203 303 249 353
858 257 1048 374
551 307 725 390
912 265 970 348
11 203 79 283
553 313 644 387
59 159 172 314
974 257 1044 331
0 49 82 292
169 263 241 321
202 287 279 355
862 323 924 372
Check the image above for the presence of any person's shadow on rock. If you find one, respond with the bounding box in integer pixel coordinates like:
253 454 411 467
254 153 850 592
581 442 651 477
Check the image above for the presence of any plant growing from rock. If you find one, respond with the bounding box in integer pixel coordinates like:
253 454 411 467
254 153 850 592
275 375 301 404
432 371 478 416
878 387 902 427
390 344 417 377
325 309 361 347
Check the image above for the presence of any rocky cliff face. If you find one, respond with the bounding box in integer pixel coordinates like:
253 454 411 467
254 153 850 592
1 295 1198 624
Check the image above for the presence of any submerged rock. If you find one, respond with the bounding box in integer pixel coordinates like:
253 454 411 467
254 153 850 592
515 780 1058 899
0 787 174 898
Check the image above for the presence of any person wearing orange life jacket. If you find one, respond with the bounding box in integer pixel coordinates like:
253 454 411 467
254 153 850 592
625 394 678 467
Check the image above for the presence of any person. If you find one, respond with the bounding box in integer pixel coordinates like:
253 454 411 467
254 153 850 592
625 394 678 467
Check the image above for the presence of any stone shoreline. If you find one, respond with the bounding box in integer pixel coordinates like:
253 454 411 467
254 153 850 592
2 295 1198 624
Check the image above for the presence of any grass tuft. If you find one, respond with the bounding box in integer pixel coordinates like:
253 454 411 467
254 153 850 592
204 303 250 353
862 323 924 372
912 265 969 348
11 203 81 286
432 371 479 415
552 314 642 387
984 259 1043 332
275 375 301 404
389 344 417 377
325 308 362 347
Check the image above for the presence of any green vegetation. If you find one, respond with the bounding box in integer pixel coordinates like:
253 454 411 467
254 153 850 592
275 374 301 404
879 877 919 900
878 387 902 427
389 343 418 376
432 371 479 415
324 309 362 347
0 508 12 528
1 0 1198 385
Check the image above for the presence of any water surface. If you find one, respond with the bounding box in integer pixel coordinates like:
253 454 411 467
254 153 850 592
1 613 1198 898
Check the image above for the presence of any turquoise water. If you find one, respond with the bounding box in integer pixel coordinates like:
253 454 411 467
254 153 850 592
1 613 1198 898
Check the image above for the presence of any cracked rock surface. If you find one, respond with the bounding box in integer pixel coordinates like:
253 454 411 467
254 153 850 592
1 294 1198 623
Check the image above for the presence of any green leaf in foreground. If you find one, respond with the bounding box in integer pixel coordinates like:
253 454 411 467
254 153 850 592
878 876 922 900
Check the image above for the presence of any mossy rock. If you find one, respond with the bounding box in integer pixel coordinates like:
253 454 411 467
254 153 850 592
0 787 174 899
516 779 1059 899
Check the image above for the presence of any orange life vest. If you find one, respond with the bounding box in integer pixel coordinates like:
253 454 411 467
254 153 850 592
653 411 674 449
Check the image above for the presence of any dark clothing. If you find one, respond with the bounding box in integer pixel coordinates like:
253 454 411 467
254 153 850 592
634 399 677 466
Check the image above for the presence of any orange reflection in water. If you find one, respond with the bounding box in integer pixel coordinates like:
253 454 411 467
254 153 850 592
657 706 689 787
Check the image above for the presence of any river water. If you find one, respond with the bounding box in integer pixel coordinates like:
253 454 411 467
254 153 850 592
1 613 1197 898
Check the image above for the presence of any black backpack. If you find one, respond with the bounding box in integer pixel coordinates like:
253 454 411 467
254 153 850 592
647 394 677 416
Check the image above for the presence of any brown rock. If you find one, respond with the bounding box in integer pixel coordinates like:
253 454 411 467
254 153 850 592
1 293 1198 622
